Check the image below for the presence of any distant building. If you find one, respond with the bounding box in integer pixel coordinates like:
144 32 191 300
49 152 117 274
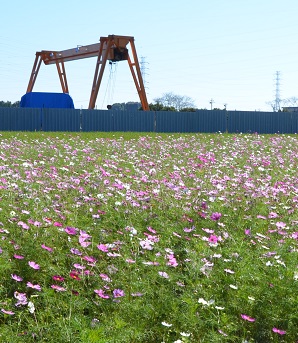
282 106 298 112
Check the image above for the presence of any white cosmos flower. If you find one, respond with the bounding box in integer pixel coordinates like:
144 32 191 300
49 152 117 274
229 284 238 289
180 332 191 337
161 321 172 327
198 298 215 306
28 301 35 314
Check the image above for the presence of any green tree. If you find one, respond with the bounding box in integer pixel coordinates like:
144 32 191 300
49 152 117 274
148 102 176 111
0 100 20 107
179 107 197 112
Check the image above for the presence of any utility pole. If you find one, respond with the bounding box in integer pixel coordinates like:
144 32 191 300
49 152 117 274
210 98 214 110
274 71 281 112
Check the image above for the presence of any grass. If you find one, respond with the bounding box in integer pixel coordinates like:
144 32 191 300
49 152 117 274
0 131 297 342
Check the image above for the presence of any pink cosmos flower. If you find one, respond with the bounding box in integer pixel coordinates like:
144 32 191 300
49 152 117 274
28 261 40 270
11 274 23 282
202 228 214 233
13 254 24 259
139 239 154 250
291 232 298 240
14 291 28 306
268 212 278 218
73 263 86 270
94 289 110 299
158 271 169 279
27 282 41 291
79 236 91 248
147 227 157 234
172 232 181 238
241 314 255 322
17 221 29 230
100 273 111 282
1 309 14 315
51 285 66 292
183 227 194 233
167 254 178 267
97 244 109 252
113 289 125 298
272 327 286 335
83 255 97 263
79 230 91 240
276 221 286 229
145 234 159 242
41 244 53 252
70 248 82 255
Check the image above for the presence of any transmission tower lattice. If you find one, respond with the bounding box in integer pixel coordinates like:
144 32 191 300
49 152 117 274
140 56 149 91
274 71 281 112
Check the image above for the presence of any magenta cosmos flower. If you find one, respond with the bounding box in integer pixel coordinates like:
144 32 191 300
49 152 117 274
13 254 24 259
210 212 222 221
272 327 286 335
64 227 77 235
52 275 65 282
69 270 81 280
208 234 218 244
241 314 255 322
41 244 53 252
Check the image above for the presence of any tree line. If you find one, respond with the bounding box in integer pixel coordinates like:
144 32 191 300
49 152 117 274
0 101 20 107
112 92 201 112
4 93 297 111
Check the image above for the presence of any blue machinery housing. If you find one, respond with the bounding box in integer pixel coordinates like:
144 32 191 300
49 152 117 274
20 92 75 109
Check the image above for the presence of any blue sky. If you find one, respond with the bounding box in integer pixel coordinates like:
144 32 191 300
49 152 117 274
1 0 297 111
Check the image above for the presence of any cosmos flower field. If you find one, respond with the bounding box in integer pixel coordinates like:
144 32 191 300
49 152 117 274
0 131 298 342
